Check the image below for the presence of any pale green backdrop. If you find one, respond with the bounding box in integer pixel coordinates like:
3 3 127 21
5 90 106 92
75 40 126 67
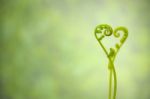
0 0 149 99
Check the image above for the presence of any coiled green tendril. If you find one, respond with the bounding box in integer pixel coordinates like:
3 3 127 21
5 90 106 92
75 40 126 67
94 24 128 99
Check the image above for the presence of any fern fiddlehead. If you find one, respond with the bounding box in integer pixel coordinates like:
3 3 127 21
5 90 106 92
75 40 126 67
94 24 128 99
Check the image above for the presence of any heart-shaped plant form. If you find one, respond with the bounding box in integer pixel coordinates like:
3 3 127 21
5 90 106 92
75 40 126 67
94 24 128 99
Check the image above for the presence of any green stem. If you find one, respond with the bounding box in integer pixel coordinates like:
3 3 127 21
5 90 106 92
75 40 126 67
108 69 112 99
108 58 117 99
112 65 117 99
98 41 117 99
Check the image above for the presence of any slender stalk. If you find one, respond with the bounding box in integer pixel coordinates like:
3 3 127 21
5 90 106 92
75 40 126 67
108 69 112 99
108 58 117 99
112 65 117 99
98 41 116 99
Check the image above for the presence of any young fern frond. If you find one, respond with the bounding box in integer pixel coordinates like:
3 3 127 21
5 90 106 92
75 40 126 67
94 24 128 99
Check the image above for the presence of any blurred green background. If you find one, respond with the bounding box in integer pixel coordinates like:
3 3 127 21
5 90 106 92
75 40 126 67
0 0 149 99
